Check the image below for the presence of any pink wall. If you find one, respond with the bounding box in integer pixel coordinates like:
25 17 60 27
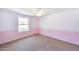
0 9 38 44
0 29 37 44
39 9 79 45
40 29 79 45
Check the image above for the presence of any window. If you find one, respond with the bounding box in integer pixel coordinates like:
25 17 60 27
18 17 29 32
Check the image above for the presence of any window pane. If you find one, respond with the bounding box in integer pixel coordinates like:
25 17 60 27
18 25 29 32
18 17 29 24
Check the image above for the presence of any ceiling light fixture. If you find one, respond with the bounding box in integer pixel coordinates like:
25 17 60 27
36 8 45 17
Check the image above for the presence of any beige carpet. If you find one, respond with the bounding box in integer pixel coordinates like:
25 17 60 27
0 34 79 51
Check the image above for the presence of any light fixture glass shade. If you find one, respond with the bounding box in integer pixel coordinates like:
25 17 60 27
36 10 46 16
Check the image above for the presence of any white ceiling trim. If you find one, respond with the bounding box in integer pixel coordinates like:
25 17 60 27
6 8 35 16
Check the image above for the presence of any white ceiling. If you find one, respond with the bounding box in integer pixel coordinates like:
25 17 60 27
7 8 77 17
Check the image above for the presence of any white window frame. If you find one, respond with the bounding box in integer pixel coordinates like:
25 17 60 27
18 17 29 32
